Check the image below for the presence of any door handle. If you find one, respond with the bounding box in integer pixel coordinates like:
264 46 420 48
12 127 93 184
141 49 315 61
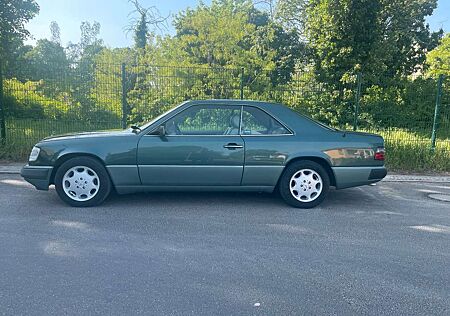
223 143 243 149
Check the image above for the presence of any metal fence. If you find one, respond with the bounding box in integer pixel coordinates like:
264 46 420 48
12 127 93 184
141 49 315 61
0 61 449 162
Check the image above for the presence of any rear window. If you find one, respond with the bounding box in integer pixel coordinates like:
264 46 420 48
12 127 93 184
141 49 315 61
241 107 291 135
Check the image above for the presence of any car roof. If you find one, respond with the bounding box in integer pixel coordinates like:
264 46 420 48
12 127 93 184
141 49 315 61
185 99 277 106
184 99 291 113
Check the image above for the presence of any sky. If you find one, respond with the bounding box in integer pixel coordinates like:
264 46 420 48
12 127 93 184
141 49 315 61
25 0 450 48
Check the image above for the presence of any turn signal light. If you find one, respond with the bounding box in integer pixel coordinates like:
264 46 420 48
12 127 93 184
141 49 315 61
374 147 385 161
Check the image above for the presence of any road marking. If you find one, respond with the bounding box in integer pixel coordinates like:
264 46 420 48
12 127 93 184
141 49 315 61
0 179 32 187
409 225 450 234
266 224 312 234
428 194 450 202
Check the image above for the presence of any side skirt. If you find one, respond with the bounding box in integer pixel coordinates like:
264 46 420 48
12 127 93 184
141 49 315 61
114 185 275 195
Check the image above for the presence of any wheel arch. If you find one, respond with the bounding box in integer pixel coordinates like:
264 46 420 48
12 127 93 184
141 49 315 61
50 153 108 185
278 156 336 188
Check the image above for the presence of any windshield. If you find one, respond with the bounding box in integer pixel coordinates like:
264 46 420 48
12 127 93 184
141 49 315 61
136 102 188 131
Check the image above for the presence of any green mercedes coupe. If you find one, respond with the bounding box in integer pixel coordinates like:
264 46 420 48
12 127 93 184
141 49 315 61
21 100 386 208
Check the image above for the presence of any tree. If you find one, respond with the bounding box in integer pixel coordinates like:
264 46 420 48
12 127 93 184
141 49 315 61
0 0 39 70
426 33 450 77
273 0 307 33
171 0 302 76
248 8 304 85
172 0 258 67
67 21 103 62
24 38 69 80
80 21 102 50
304 0 442 85
50 21 61 44
127 0 168 49
1 36 33 78
134 12 148 49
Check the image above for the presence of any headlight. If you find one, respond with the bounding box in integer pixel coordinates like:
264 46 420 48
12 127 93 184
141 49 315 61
29 146 41 162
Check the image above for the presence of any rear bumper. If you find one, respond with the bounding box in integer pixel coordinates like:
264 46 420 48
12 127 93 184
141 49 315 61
20 165 53 190
332 166 387 189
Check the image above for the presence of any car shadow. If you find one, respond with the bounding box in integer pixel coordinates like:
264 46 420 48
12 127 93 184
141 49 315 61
102 186 376 210
0 174 382 211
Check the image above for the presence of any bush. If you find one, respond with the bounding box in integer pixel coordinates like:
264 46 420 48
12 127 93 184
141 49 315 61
359 78 437 131
3 79 70 119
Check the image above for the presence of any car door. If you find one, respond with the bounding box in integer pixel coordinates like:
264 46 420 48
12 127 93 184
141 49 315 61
240 106 294 186
137 104 245 186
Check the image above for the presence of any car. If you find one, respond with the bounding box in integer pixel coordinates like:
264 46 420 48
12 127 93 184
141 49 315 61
21 99 387 208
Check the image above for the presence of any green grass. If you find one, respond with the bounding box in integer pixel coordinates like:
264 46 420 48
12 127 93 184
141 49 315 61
1 119 450 172
377 130 450 172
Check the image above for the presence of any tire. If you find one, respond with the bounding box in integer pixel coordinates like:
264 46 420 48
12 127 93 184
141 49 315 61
54 156 112 207
279 160 330 208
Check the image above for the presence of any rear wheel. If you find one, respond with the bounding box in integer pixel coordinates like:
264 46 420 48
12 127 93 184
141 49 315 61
54 157 111 207
279 160 330 208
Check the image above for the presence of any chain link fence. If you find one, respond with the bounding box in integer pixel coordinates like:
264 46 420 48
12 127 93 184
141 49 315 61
0 61 449 170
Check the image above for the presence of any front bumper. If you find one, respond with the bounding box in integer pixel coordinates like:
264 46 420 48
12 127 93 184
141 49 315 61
20 165 53 190
332 166 387 189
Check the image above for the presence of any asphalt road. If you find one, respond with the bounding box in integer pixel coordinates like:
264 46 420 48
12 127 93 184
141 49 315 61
0 174 449 315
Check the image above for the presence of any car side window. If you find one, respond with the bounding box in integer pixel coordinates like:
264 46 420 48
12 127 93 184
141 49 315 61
164 105 241 135
241 106 291 135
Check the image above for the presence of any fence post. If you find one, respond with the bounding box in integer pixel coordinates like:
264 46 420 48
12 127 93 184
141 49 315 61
353 72 362 131
121 63 127 129
431 74 444 150
0 62 6 144
240 67 244 100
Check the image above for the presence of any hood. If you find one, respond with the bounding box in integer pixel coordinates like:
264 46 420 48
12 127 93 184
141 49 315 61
41 130 129 142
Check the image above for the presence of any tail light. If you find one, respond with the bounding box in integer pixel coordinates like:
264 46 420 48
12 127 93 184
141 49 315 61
374 147 385 161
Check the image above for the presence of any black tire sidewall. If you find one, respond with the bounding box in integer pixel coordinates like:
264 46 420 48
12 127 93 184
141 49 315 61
54 157 111 207
279 160 330 208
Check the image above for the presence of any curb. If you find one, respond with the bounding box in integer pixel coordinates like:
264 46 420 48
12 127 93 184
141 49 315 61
382 175 450 183
0 164 23 175
1 165 449 183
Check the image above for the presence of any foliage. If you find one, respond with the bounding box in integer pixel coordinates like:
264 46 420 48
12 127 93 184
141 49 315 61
359 77 437 130
134 13 148 49
3 75 120 124
66 21 103 62
426 33 450 78
49 21 61 44
23 39 69 81
274 0 307 32
0 0 39 42
304 0 442 85
90 48 137 117
127 0 168 49
0 0 39 72
3 79 69 119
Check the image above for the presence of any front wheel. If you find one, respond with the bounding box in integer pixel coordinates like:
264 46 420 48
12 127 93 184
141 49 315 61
279 160 330 208
54 157 112 207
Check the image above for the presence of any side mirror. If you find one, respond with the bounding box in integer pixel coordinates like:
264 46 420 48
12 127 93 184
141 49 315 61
156 125 165 136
